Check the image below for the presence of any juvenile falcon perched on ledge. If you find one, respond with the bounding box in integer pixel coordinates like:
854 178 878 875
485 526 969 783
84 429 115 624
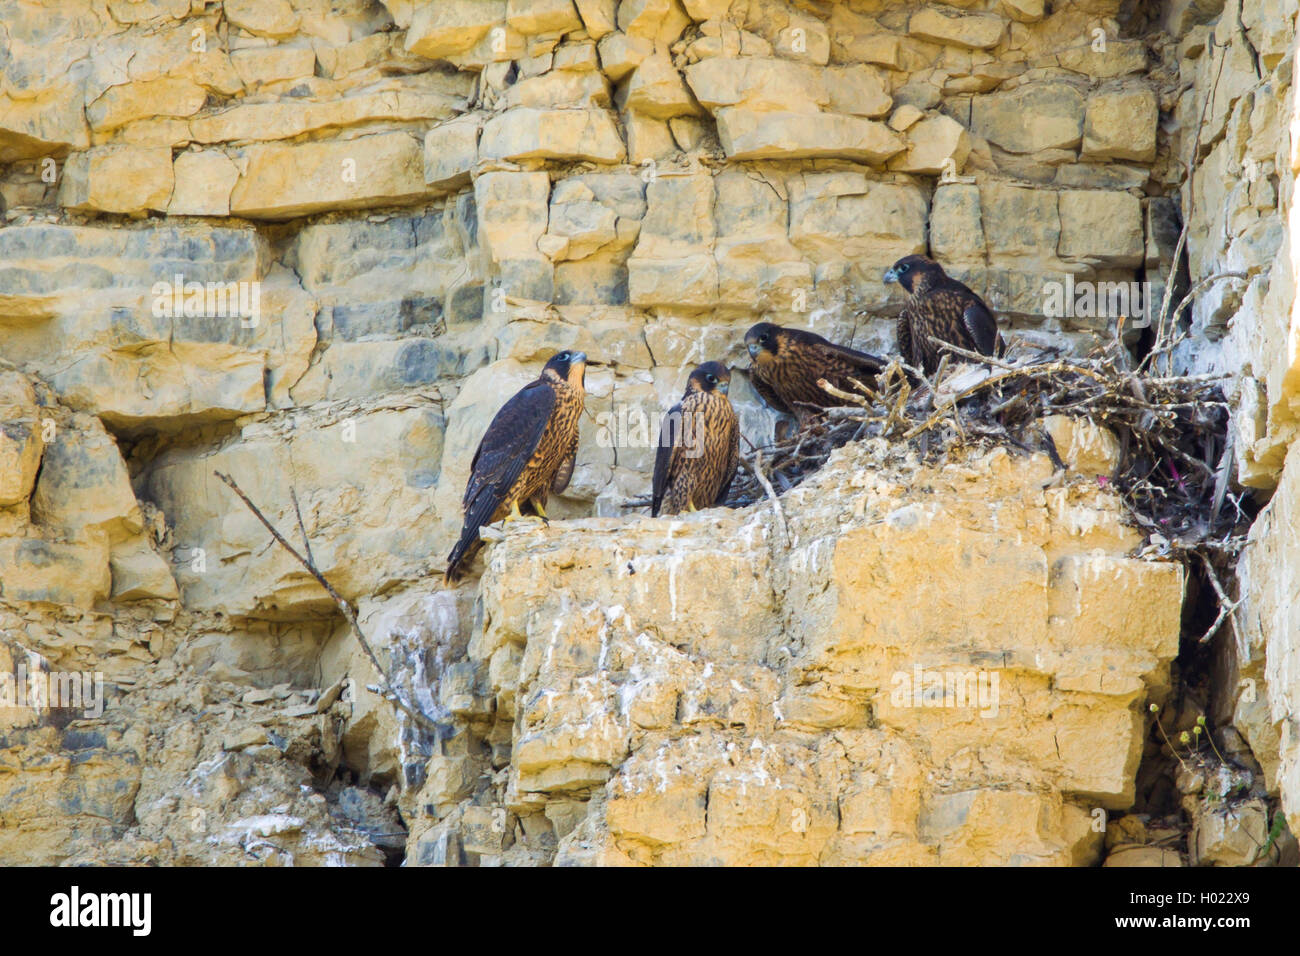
884 254 1005 377
444 349 587 584
744 322 885 427
651 361 739 517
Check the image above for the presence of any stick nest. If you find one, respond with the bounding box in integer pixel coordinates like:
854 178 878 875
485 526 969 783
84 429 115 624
721 337 1249 563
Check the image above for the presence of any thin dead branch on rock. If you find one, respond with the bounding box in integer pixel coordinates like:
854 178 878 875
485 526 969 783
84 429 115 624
1196 550 1243 647
744 449 789 545
215 470 441 734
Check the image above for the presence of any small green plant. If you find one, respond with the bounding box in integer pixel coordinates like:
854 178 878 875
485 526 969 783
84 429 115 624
1149 702 1191 773
1261 811 1287 860
1195 715 1228 764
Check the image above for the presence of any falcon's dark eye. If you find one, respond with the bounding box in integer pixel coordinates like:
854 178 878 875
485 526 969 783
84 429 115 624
898 263 910 274
557 351 570 361
706 374 717 385
759 334 769 344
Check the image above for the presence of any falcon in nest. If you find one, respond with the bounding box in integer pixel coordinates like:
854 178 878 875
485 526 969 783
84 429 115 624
884 254 1005 377
744 322 885 427
444 349 587 583
651 361 740 517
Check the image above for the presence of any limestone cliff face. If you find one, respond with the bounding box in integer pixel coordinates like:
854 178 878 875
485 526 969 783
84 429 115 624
0 0 1294 865
393 442 1183 865
1172 0 1300 856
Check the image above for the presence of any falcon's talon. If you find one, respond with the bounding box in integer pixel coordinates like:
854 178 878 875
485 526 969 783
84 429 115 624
503 500 547 526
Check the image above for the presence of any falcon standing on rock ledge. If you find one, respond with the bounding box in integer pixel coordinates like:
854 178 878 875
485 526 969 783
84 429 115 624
884 254 1005 377
651 361 740 517
444 350 587 584
744 322 886 428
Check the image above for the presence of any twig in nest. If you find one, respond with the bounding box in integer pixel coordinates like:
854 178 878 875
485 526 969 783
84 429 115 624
929 338 1021 372
825 406 878 421
727 343 1244 581
818 378 872 407
846 375 880 406
897 360 940 406
744 450 789 545
930 343 1111 387
926 354 967 440
214 470 441 733
931 354 951 390
1148 372 1231 386
879 365 913 436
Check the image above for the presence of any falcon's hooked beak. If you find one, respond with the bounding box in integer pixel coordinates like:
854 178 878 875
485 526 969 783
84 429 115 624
744 324 778 365
717 380 729 395
745 339 776 365
882 266 900 284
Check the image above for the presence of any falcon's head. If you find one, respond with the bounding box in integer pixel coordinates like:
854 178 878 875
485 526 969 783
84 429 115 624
744 322 783 365
884 255 945 296
686 361 731 396
543 349 588 390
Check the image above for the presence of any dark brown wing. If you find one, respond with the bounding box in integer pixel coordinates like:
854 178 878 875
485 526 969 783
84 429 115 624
897 307 917 369
911 290 970 373
806 338 885 377
747 368 792 416
464 381 555 517
714 410 740 506
651 399 684 517
551 431 578 494
448 380 556 578
917 288 1000 360
781 327 885 376
960 298 1000 358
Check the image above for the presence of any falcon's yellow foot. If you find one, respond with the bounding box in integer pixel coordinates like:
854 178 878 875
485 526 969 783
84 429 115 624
687 501 698 513
503 500 547 526
531 500 548 520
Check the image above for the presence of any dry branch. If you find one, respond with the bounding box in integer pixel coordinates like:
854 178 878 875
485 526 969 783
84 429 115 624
745 450 789 545
1196 550 1242 647
1148 32 1228 374
214 470 441 733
